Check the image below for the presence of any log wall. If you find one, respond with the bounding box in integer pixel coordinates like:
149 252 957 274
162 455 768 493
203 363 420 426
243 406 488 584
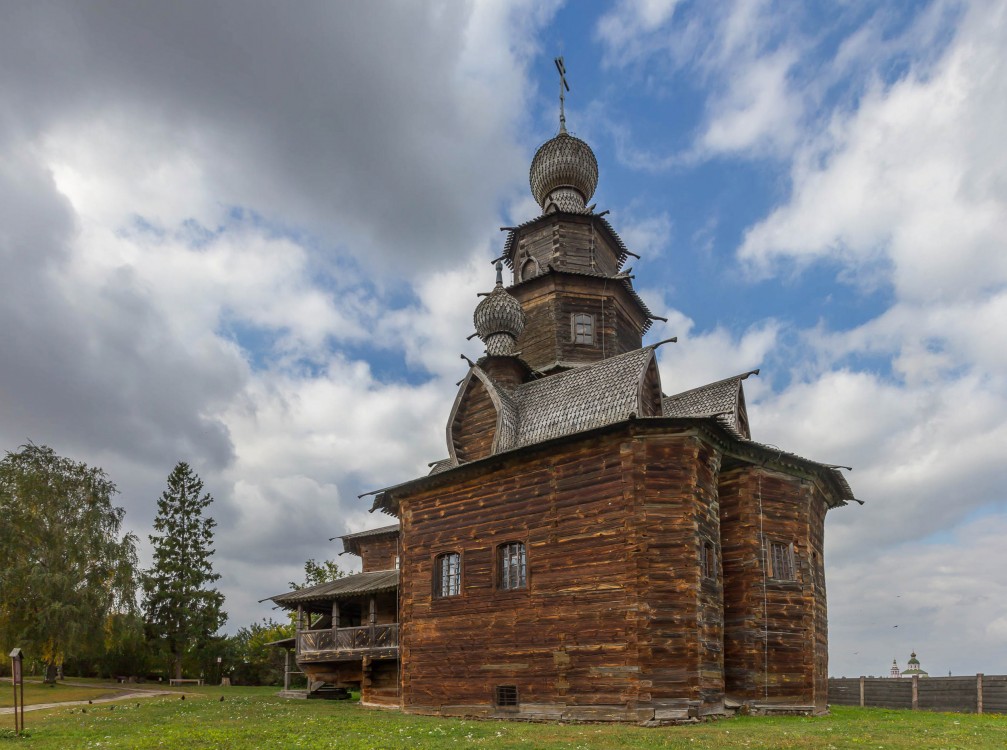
452 377 497 464
362 659 401 706
512 215 622 280
398 433 662 720
719 465 826 709
359 537 399 573
396 427 737 721
512 275 645 372
636 434 725 717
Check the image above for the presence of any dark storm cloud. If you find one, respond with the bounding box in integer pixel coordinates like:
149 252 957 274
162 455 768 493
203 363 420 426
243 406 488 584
0 150 239 470
0 1 528 274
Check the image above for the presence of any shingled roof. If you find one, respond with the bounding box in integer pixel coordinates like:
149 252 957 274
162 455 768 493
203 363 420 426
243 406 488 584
372 351 858 510
510 346 655 448
663 369 758 439
268 569 398 609
445 346 658 470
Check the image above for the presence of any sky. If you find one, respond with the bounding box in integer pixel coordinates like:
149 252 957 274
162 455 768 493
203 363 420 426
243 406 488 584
1 0 1005 679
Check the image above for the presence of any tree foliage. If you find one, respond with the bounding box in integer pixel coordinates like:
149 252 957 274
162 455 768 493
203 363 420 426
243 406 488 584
226 618 293 686
0 443 138 681
288 558 345 590
142 461 226 679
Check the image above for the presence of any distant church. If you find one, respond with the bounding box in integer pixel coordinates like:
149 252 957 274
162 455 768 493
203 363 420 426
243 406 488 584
269 67 858 723
891 652 929 678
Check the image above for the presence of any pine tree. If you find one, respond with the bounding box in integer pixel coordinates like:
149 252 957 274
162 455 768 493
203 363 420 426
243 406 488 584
143 461 226 680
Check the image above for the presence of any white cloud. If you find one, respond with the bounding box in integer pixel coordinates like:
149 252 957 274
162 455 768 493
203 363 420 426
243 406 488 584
596 0 683 67
646 305 779 395
698 46 802 155
0 1 563 633
828 514 1007 676
617 211 673 260
738 1 1007 302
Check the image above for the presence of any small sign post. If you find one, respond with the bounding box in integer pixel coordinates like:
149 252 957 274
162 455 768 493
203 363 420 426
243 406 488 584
9 648 24 736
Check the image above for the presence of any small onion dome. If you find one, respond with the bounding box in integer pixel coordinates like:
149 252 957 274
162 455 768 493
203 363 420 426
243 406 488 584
474 263 526 357
529 132 598 213
908 652 920 666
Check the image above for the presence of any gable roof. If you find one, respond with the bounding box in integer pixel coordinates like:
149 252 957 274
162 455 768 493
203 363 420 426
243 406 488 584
267 569 398 609
444 346 658 471
364 351 860 511
663 369 758 439
510 346 656 448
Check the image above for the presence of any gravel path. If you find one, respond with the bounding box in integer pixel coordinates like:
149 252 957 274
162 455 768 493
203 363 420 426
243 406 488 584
1 681 182 715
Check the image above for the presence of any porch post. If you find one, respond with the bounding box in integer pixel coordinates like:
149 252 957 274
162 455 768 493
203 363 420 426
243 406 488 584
332 600 340 629
369 596 377 645
283 648 290 691
296 605 304 656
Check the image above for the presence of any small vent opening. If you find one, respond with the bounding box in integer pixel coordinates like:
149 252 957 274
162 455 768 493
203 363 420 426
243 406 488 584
495 684 518 708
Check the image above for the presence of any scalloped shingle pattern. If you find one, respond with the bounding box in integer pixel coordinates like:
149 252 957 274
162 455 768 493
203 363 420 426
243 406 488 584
529 133 599 209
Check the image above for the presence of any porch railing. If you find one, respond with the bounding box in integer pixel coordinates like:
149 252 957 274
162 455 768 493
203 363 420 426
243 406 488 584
297 623 399 655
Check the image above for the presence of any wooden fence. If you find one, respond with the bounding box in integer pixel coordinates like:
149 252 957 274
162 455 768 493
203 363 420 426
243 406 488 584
829 675 1007 714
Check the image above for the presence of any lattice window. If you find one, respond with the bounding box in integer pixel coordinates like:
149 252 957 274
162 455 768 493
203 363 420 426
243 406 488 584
435 552 461 597
498 542 527 590
769 541 796 581
495 684 519 707
571 313 594 345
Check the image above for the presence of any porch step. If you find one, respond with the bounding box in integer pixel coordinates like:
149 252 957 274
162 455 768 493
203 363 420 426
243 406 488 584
308 682 351 700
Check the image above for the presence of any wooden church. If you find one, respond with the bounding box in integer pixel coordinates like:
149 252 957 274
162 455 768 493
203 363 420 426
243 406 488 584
269 81 858 723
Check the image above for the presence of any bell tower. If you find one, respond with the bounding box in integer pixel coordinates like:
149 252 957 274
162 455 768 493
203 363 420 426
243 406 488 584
501 58 663 375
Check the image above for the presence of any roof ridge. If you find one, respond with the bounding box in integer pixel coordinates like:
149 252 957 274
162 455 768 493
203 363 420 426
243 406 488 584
663 369 760 401
340 523 399 540
512 346 652 394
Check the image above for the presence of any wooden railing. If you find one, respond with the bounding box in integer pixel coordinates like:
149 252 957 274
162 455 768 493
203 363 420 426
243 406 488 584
297 623 399 656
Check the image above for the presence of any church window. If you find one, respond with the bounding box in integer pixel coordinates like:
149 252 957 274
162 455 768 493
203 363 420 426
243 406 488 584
435 552 461 597
769 541 796 581
700 542 715 580
498 542 526 590
520 256 540 281
571 313 595 345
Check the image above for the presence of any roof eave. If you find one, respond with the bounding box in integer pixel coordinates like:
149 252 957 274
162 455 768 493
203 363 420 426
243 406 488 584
369 416 859 514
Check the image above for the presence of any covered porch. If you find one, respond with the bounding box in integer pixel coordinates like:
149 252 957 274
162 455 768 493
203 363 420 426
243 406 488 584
269 568 400 705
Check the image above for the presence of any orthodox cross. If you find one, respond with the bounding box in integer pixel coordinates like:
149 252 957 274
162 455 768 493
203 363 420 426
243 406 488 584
555 56 570 133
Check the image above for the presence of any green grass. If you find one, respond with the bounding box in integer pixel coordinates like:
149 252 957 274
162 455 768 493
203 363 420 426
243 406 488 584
2 691 1005 749
0 681 130 709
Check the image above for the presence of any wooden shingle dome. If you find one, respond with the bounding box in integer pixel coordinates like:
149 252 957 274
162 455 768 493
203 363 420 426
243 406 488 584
529 131 598 213
473 263 526 356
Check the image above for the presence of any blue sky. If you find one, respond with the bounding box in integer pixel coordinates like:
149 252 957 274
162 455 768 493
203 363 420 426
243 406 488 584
1 0 1005 679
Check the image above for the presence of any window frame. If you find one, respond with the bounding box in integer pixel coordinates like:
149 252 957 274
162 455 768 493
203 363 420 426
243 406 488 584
519 256 540 282
571 313 595 345
494 684 519 709
434 551 462 598
497 541 527 591
768 541 796 581
700 541 715 580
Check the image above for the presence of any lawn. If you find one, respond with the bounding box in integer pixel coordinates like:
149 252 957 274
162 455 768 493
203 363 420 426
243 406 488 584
1 690 1005 749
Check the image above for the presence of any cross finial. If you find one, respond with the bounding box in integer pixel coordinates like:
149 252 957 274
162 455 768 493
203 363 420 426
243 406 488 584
554 57 570 134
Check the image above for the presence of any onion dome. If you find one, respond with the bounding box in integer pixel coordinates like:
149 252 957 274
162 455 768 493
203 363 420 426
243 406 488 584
908 652 920 667
474 262 526 357
529 132 598 214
